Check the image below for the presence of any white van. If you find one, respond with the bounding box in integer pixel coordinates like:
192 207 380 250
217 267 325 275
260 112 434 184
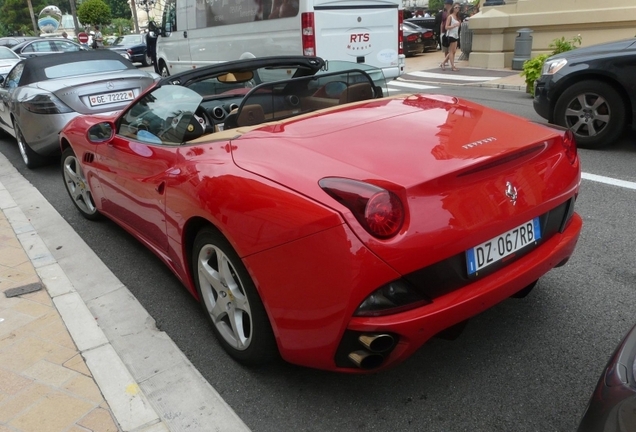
156 0 405 81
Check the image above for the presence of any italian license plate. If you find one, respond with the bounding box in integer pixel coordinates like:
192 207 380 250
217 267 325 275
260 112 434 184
89 90 135 107
466 218 542 276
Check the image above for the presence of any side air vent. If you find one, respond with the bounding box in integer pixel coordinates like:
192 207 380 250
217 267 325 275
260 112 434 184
83 152 94 164
212 107 225 120
228 103 239 112
286 95 300 107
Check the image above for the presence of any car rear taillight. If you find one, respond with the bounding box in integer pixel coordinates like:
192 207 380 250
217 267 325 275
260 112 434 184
562 129 577 164
127 49 133 55
406 34 418 42
319 177 404 239
423 31 434 38
22 94 73 114
301 12 315 56
398 11 404 55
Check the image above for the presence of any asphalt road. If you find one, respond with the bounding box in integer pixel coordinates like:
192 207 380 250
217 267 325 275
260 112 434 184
1 83 635 432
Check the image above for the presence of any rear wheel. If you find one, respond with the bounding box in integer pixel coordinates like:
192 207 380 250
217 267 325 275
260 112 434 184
192 227 277 365
14 121 45 169
553 80 625 149
142 52 151 67
61 147 101 220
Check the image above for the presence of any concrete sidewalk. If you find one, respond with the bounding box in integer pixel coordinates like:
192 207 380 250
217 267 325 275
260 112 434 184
0 154 250 431
400 51 527 91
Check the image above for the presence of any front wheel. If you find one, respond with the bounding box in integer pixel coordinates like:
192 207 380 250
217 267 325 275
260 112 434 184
61 147 101 220
553 80 625 149
192 227 277 365
159 61 170 77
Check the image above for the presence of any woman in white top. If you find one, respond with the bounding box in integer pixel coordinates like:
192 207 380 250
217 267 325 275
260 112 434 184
441 3 461 71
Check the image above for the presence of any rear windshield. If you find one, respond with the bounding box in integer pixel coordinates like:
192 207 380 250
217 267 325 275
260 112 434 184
115 34 144 45
45 59 130 79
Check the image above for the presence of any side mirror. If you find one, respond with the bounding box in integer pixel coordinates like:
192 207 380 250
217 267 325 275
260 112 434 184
87 122 115 143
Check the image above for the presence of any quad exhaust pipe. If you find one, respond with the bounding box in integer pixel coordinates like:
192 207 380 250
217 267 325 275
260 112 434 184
348 334 396 369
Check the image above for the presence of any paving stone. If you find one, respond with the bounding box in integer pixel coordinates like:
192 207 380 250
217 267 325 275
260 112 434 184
0 367 32 395
10 297 50 317
9 390 94 432
0 336 62 373
63 373 105 404
78 407 120 432
63 354 92 378
22 359 78 387
0 381 52 423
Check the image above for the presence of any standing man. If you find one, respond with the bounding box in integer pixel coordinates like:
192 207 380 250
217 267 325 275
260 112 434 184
146 21 159 74
93 25 104 49
439 0 453 67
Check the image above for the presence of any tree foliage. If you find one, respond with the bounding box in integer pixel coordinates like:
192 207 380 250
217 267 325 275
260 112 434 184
77 0 112 26
105 0 131 19
109 17 133 35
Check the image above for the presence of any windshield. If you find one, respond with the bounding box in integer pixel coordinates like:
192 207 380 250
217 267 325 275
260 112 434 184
0 47 19 60
318 61 389 97
186 66 303 98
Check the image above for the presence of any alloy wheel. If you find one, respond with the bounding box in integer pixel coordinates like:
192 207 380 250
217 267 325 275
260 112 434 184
197 244 253 350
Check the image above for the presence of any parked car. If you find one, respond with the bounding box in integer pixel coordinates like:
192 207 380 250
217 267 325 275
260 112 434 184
578 323 636 431
533 38 636 149
108 34 150 66
403 21 437 56
0 49 157 168
0 36 40 49
105 35 119 46
11 37 85 58
59 55 582 372
0 47 22 79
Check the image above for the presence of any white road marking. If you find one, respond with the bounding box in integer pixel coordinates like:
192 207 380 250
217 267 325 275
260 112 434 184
582 172 636 190
407 71 506 81
389 81 439 90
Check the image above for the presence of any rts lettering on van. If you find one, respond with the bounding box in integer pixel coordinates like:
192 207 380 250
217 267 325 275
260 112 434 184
347 29 372 55
462 137 497 150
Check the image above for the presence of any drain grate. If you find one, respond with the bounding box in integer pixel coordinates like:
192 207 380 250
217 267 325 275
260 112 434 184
4 282 43 298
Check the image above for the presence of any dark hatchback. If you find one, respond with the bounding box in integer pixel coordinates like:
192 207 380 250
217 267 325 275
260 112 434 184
533 38 636 149
11 38 85 58
578 323 636 432
108 34 150 66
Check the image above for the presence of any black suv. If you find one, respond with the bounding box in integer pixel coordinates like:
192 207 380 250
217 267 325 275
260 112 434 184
533 38 636 149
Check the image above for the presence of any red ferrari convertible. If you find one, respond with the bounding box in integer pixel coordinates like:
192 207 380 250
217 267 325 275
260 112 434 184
60 56 582 372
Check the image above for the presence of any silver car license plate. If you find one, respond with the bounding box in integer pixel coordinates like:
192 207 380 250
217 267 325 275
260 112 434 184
89 90 135 107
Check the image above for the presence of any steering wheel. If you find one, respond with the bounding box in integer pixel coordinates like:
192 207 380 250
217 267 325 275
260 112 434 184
195 106 215 134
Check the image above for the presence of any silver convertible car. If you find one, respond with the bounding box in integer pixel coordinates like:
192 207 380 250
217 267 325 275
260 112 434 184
0 50 158 168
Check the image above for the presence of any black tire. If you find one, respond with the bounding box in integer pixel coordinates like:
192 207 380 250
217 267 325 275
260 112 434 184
192 227 278 365
14 121 46 169
61 147 101 220
142 52 151 67
159 61 170 77
553 80 625 149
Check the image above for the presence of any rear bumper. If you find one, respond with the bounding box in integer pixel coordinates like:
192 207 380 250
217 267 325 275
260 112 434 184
344 213 582 371
247 212 582 372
